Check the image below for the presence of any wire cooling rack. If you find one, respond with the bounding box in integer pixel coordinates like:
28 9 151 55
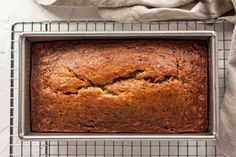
10 19 234 157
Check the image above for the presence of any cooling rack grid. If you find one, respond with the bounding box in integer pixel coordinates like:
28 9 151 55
10 19 234 157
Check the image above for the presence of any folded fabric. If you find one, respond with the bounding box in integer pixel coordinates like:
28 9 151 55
217 20 236 157
35 0 233 21
35 0 194 7
34 0 236 156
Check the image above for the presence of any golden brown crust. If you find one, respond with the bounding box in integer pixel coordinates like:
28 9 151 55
31 40 208 133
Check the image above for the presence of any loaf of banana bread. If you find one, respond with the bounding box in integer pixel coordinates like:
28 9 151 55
31 40 208 133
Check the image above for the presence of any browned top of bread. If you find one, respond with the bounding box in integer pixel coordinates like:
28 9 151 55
31 40 208 133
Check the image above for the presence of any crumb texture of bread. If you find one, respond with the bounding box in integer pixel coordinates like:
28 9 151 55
31 40 208 133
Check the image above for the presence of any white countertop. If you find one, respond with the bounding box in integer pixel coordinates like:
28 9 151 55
0 0 101 156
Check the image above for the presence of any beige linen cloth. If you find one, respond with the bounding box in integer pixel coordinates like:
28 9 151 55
35 0 236 156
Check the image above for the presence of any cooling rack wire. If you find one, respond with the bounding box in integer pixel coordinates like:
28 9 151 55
10 19 234 157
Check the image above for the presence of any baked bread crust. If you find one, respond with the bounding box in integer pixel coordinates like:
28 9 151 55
31 40 208 133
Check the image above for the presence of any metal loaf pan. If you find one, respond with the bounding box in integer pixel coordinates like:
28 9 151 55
19 31 218 140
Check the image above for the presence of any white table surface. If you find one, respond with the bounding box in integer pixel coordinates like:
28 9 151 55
0 0 101 156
